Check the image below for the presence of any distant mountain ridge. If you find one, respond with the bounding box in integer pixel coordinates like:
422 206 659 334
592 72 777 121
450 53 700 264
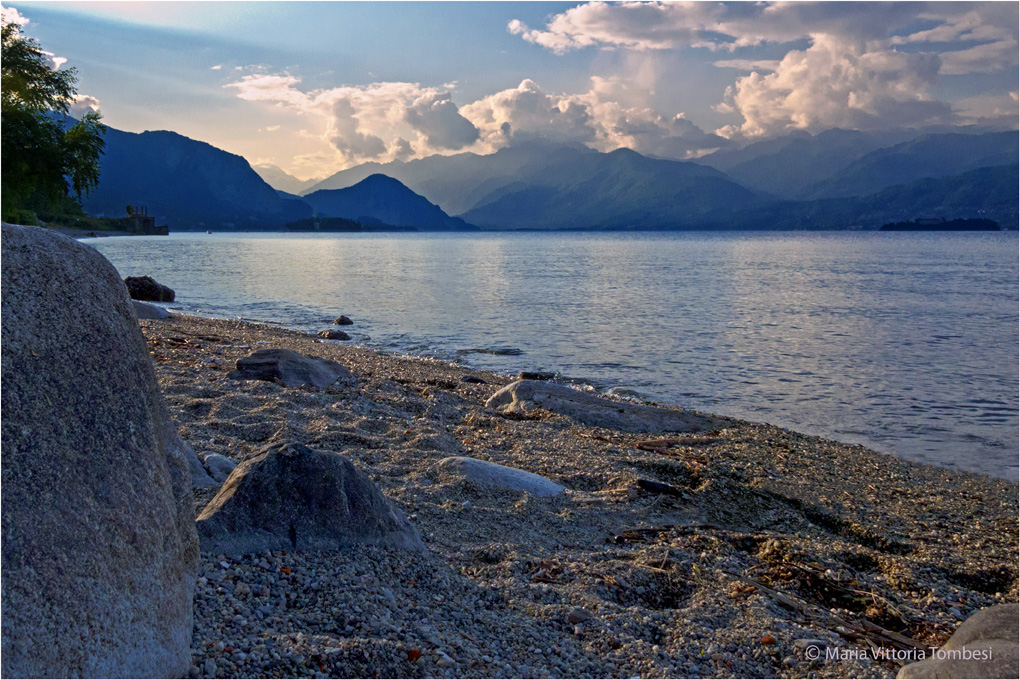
303 174 475 230
82 124 310 229
459 146 760 230
254 164 322 195
798 131 1018 199
72 116 1016 232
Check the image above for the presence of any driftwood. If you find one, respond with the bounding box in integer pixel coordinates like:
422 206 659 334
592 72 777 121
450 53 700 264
635 478 687 497
723 570 928 652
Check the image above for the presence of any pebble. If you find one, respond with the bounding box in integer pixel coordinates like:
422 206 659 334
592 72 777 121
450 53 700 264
567 607 596 624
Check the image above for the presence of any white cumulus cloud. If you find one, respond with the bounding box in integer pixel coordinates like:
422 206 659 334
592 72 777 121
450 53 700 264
225 74 483 168
714 34 955 140
460 77 727 159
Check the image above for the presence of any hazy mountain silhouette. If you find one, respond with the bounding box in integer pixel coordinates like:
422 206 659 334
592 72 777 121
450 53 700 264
696 129 916 198
799 131 1018 199
303 141 597 215
82 125 310 229
303 174 475 230
458 146 760 230
716 164 1018 230
310 140 759 229
253 164 322 195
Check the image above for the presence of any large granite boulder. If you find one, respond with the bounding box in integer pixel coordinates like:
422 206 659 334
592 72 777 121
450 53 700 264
486 380 723 433
438 456 566 497
124 275 175 302
227 348 354 388
197 442 423 556
1 223 199 678
898 603 1018 679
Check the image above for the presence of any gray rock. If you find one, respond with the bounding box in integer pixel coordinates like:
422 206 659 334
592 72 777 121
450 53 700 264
318 329 351 341
1 223 198 678
227 348 354 388
567 607 596 624
188 444 220 489
197 441 423 556
438 456 566 497
333 315 354 325
201 452 238 483
486 380 723 433
898 604 1018 679
132 300 172 319
124 274 175 302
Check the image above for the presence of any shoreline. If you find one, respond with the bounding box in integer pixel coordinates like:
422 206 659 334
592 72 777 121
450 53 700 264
144 313 1017 679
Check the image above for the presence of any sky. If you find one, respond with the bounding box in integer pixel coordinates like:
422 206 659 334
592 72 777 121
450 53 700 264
4 1 1018 180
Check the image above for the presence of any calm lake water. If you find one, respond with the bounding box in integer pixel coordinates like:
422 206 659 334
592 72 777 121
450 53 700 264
87 231 1019 481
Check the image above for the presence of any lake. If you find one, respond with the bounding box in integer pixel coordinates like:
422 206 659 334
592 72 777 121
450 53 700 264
87 230 1019 481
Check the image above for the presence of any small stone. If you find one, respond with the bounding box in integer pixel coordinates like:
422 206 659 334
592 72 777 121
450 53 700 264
189 665 200 678
333 315 354 326
436 652 456 668
318 329 351 341
567 608 595 624
203 658 216 677
461 501 472 510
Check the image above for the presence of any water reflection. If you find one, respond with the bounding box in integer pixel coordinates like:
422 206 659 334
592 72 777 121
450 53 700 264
88 230 1019 480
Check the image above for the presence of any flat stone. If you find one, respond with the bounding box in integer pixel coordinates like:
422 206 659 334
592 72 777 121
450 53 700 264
188 444 219 489
438 456 566 497
486 380 723 433
201 452 238 483
1 223 198 678
227 348 354 388
318 329 351 340
898 604 1019 679
132 300 172 319
197 442 423 556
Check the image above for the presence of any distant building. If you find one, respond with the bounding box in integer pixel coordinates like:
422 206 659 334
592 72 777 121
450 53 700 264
124 206 169 235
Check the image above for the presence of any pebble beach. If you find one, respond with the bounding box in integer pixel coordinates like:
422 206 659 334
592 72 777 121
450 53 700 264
143 314 1017 679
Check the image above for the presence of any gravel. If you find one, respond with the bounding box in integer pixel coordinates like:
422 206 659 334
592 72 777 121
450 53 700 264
142 315 1018 679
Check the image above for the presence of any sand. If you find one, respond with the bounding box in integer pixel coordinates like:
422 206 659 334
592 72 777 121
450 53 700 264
141 314 1017 679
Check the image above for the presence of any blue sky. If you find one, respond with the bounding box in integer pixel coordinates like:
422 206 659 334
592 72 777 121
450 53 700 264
6 1 1018 180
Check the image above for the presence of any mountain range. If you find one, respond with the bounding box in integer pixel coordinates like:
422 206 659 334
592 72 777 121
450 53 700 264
78 117 1018 231
303 174 475 230
81 126 311 229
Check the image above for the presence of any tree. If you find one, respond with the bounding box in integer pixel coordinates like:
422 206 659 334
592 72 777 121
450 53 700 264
1 19 105 220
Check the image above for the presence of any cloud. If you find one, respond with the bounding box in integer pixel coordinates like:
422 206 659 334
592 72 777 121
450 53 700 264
225 74 482 168
460 79 595 147
507 1 934 53
404 90 479 150
69 94 101 116
1 4 29 26
954 91 1020 128
509 1 1017 60
938 39 1019 75
45 52 67 70
712 59 781 72
460 77 727 159
210 64 223 71
714 34 954 140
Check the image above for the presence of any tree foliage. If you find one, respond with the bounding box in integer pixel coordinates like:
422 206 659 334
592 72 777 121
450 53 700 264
1 19 105 220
